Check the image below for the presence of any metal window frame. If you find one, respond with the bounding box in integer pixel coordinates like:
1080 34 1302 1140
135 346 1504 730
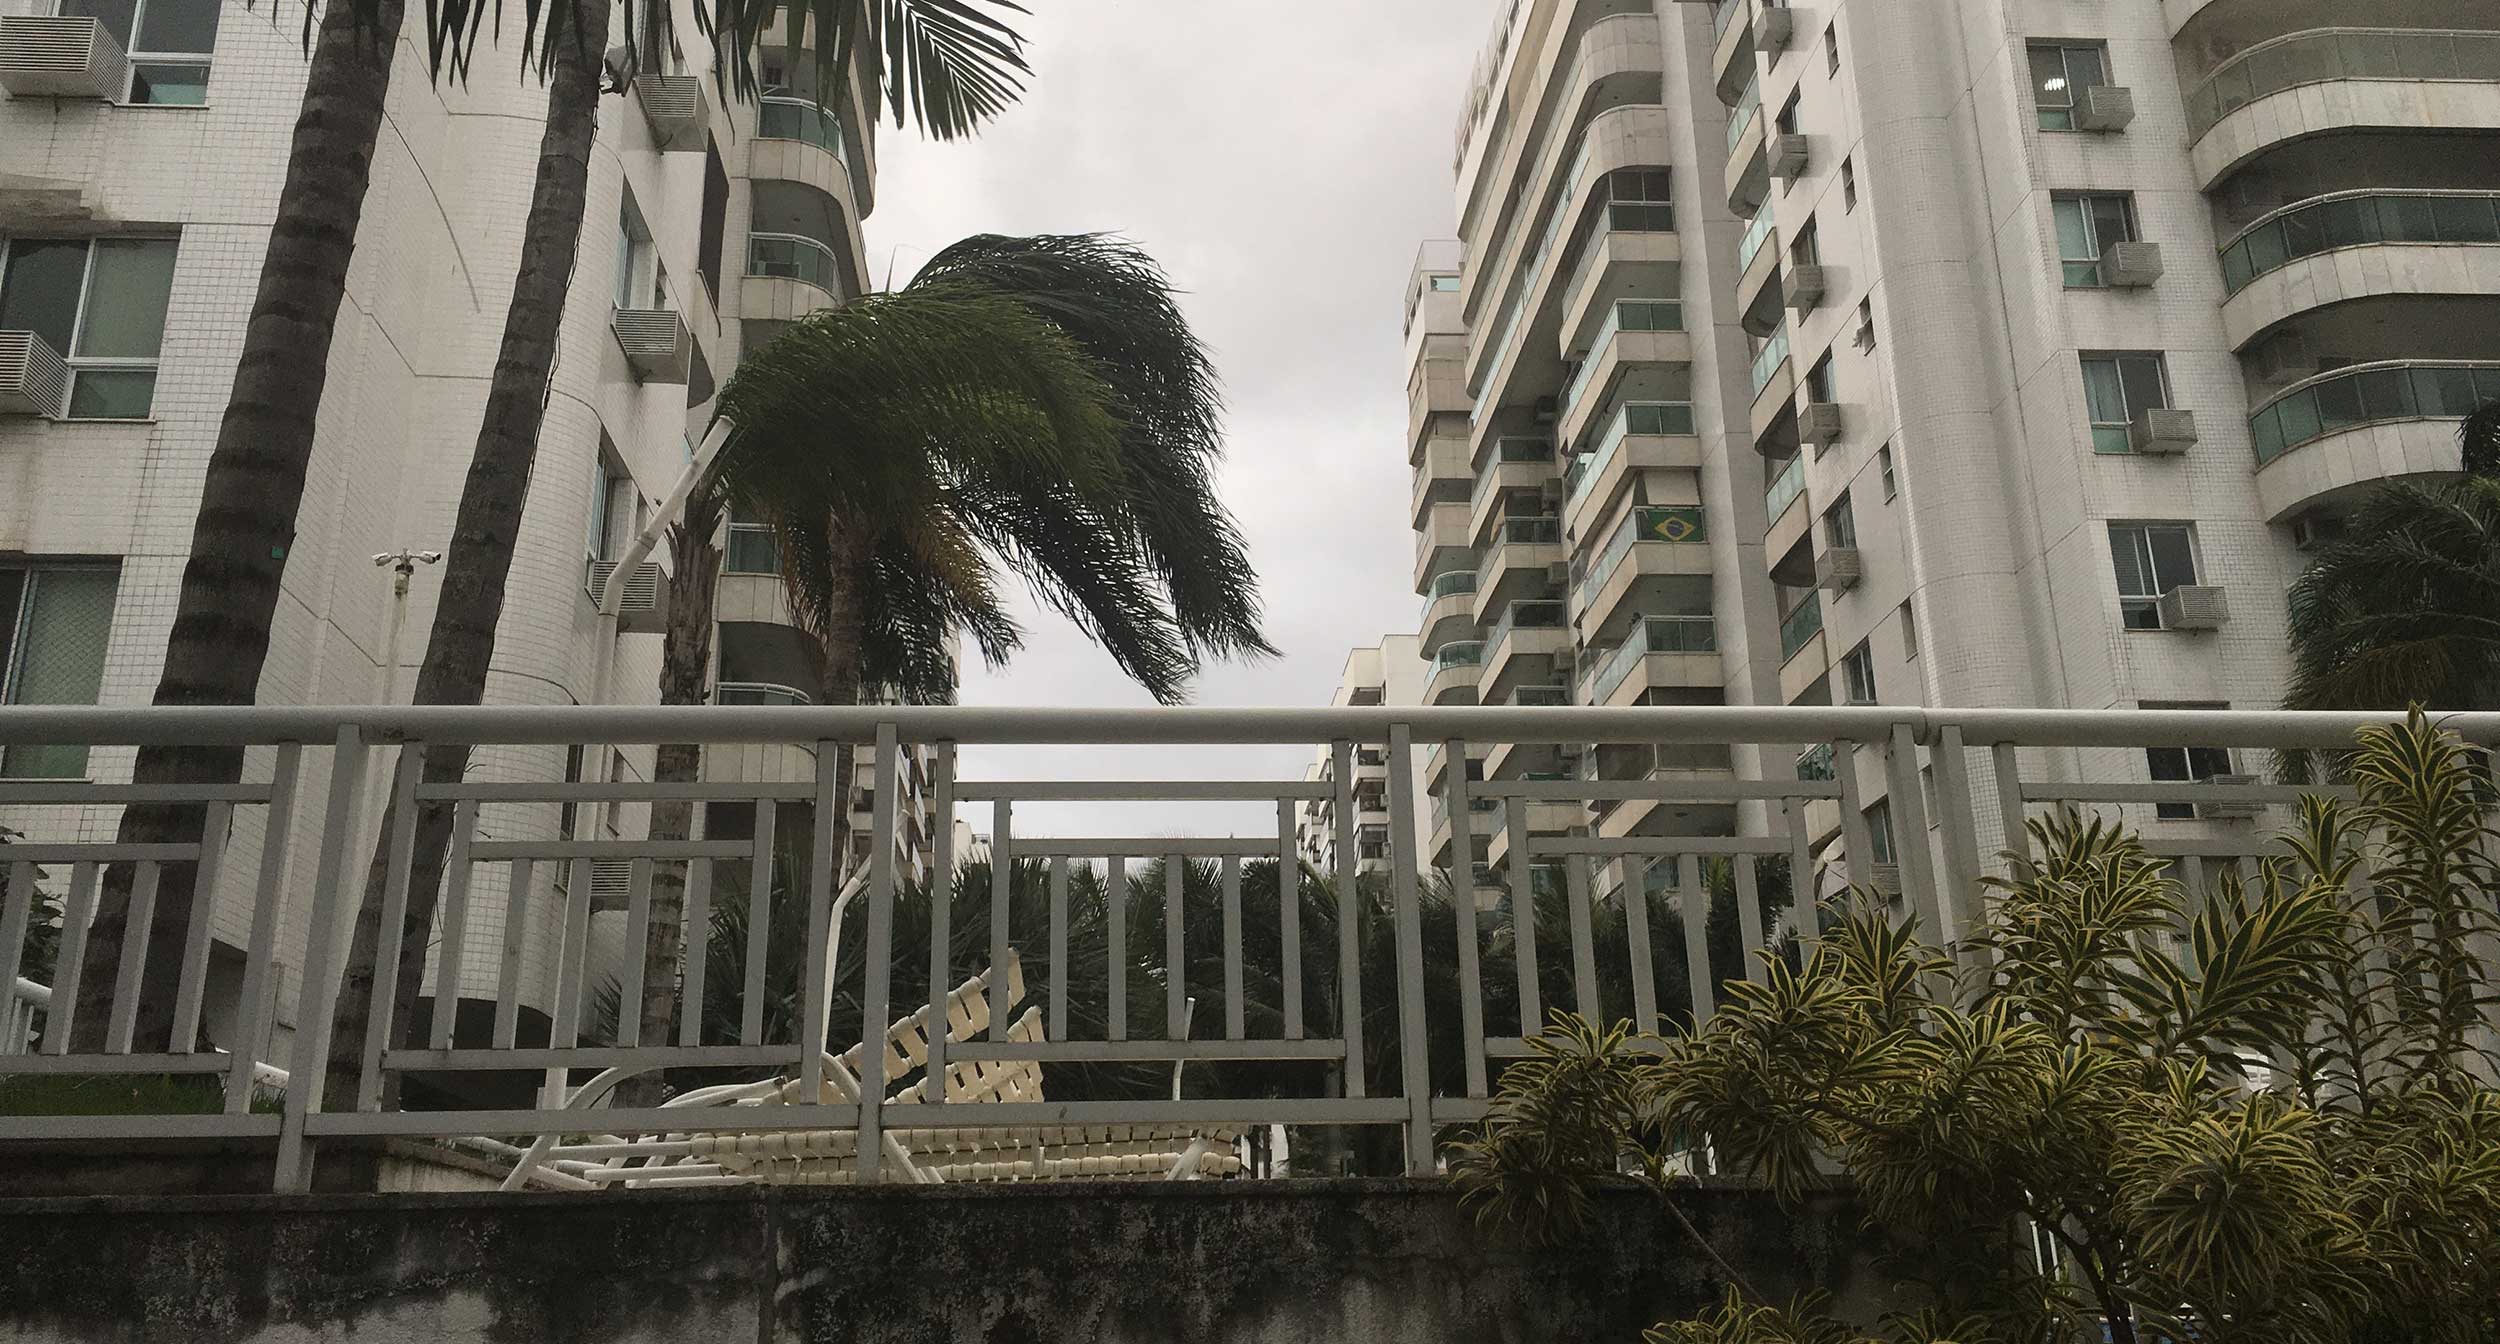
55 0 219 103
0 234 175 419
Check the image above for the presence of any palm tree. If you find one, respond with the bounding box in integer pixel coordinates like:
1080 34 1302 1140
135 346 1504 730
2281 404 2500 776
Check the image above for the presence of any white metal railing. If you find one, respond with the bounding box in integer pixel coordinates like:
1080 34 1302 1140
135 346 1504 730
1 703 2495 1191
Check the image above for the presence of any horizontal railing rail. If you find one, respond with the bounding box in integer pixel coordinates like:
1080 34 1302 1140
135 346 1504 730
4 704 2496 1191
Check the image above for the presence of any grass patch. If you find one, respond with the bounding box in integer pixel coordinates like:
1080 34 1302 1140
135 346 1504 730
0 1073 282 1117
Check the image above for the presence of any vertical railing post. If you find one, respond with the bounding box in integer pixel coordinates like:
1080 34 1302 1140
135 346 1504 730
275 725 371 1193
224 743 301 1112
1884 723 1942 940
357 746 423 1111
1992 743 2032 876
1383 724 1435 1174
855 723 902 1182
1443 738 1487 1099
797 741 838 1108
1930 724 1986 953
1330 739 1362 1095
923 741 956 1106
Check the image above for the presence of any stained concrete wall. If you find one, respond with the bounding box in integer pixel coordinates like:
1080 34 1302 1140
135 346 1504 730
0 1180 1887 1344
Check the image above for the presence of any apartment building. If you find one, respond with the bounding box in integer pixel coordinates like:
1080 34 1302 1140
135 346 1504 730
1374 0 2498 899
1297 638 1433 879
0 0 939 1057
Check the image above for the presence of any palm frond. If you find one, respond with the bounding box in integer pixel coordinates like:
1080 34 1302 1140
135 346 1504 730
704 0 1030 140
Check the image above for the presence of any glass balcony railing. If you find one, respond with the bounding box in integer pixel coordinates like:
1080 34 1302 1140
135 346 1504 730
724 522 779 574
1424 569 1480 609
1591 616 1719 703
747 232 843 295
1567 401 1698 509
1713 0 1746 38
1795 742 1836 782
1564 301 1685 414
1486 599 1568 653
2221 190 2500 294
1485 515 1564 555
1779 591 1825 662
2186 28 2500 139
1470 439 1558 513
1509 684 1571 707
1749 323 1791 396
717 681 813 707
1431 641 1486 677
1764 454 1805 524
1575 505 1710 610
756 95 846 160
2250 360 2500 467
1736 207 1777 273
1728 79 1761 155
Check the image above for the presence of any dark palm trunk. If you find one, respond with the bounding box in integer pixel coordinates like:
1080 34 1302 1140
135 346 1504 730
815 525 871 885
70 0 406 1051
615 495 723 1106
320 4 611 1107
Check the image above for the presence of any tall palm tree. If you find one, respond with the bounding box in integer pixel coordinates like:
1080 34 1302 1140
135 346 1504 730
2283 405 2500 732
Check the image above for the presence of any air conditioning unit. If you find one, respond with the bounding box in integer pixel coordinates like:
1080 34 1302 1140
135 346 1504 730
585 559 670 634
1798 401 1844 447
582 858 635 907
633 73 708 150
1864 862 1902 895
2099 241 2164 288
1544 561 1573 585
611 308 692 383
2129 408 2198 456
0 15 128 98
2157 584 2229 631
1538 478 1565 504
1785 263 1827 313
1753 6 1794 53
2076 85 2136 133
1767 134 1811 181
2289 512 2347 552
1816 546 1863 593
0 331 71 418
2197 773 2266 821
1532 396 1558 425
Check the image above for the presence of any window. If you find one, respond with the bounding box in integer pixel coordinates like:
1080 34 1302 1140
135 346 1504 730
2053 193 2137 288
1840 157 1857 211
605 749 630 836
1824 489 1856 548
559 744 586 839
1824 23 1840 77
1790 217 1820 268
2144 702 2233 820
1853 297 1876 351
1614 300 1684 332
1599 167 1675 232
2081 352 2170 454
1805 351 1837 405
1430 274 1461 292
1841 639 1877 704
698 138 729 298
1864 799 1897 866
0 563 121 779
2029 42 2107 131
586 453 638 563
1898 598 1917 659
724 506 778 574
1776 91 1801 137
2109 522 2199 630
61 0 219 104
0 236 178 419
1877 442 1896 499
614 194 660 309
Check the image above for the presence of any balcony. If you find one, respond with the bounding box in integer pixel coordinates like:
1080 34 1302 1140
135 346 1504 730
757 94 848 163
744 233 846 317
2250 360 2500 520
1473 515 1565 609
1588 616 1721 706
1564 401 1701 536
1481 599 1572 703
1735 211 1784 337
1560 301 1689 449
1413 434 1472 528
1468 438 1559 539
1426 640 1486 705
2184 28 2500 187
1711 0 1754 104
1573 505 1713 634
1763 453 1806 526
2218 190 2500 349
1778 591 1824 663
1414 500 1474 590
1725 81 1768 214
716 681 812 707
1420 569 1482 656
1748 325 1795 448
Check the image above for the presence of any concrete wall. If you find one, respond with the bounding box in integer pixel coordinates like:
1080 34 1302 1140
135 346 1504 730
0 1181 1887 1344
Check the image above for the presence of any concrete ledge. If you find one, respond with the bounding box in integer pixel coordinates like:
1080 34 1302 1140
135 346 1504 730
0 1180 1885 1344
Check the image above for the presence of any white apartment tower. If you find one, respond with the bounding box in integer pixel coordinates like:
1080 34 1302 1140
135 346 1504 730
1384 0 2498 894
0 0 939 1058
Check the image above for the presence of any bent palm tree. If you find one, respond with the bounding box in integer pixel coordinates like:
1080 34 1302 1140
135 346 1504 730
2284 404 2500 722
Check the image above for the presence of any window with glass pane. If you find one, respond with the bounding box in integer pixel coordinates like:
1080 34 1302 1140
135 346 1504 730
62 0 219 103
2081 352 2167 454
2109 522 2198 629
1791 217 1820 267
1864 799 1896 865
2053 193 2135 287
2030 43 2105 130
1878 443 1896 498
1825 490 1856 547
2145 714 2232 820
1841 157 1857 211
1624 402 1695 435
0 564 121 779
614 196 659 309
0 236 178 419
1602 168 1674 232
1898 597 1917 658
1616 300 1683 332
1806 352 1836 404
1776 92 1800 136
1842 640 1877 703
1430 274 1461 292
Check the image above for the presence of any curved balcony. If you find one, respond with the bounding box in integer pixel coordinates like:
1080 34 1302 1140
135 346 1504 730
1414 500 1473 591
1425 641 1486 706
2185 28 2500 188
2219 190 2500 347
2249 360 2494 520
1711 0 1754 105
716 681 812 707
743 233 846 320
1412 434 1471 529
1776 593 1828 705
1419 570 1481 656
1458 11 1668 343
1559 300 1690 450
1724 80 1767 214
1748 324 1795 450
1734 210 1783 338
1564 401 1701 539
1572 505 1713 635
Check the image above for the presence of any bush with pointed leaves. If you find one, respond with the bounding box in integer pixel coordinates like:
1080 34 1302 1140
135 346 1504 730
1457 712 2500 1344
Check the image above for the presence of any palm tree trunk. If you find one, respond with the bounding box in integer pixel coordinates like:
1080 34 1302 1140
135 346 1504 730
69 0 407 1052
816 531 870 883
615 501 723 1106
320 4 611 1108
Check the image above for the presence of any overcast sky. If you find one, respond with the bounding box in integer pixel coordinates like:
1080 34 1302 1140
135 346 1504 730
864 1 1501 837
